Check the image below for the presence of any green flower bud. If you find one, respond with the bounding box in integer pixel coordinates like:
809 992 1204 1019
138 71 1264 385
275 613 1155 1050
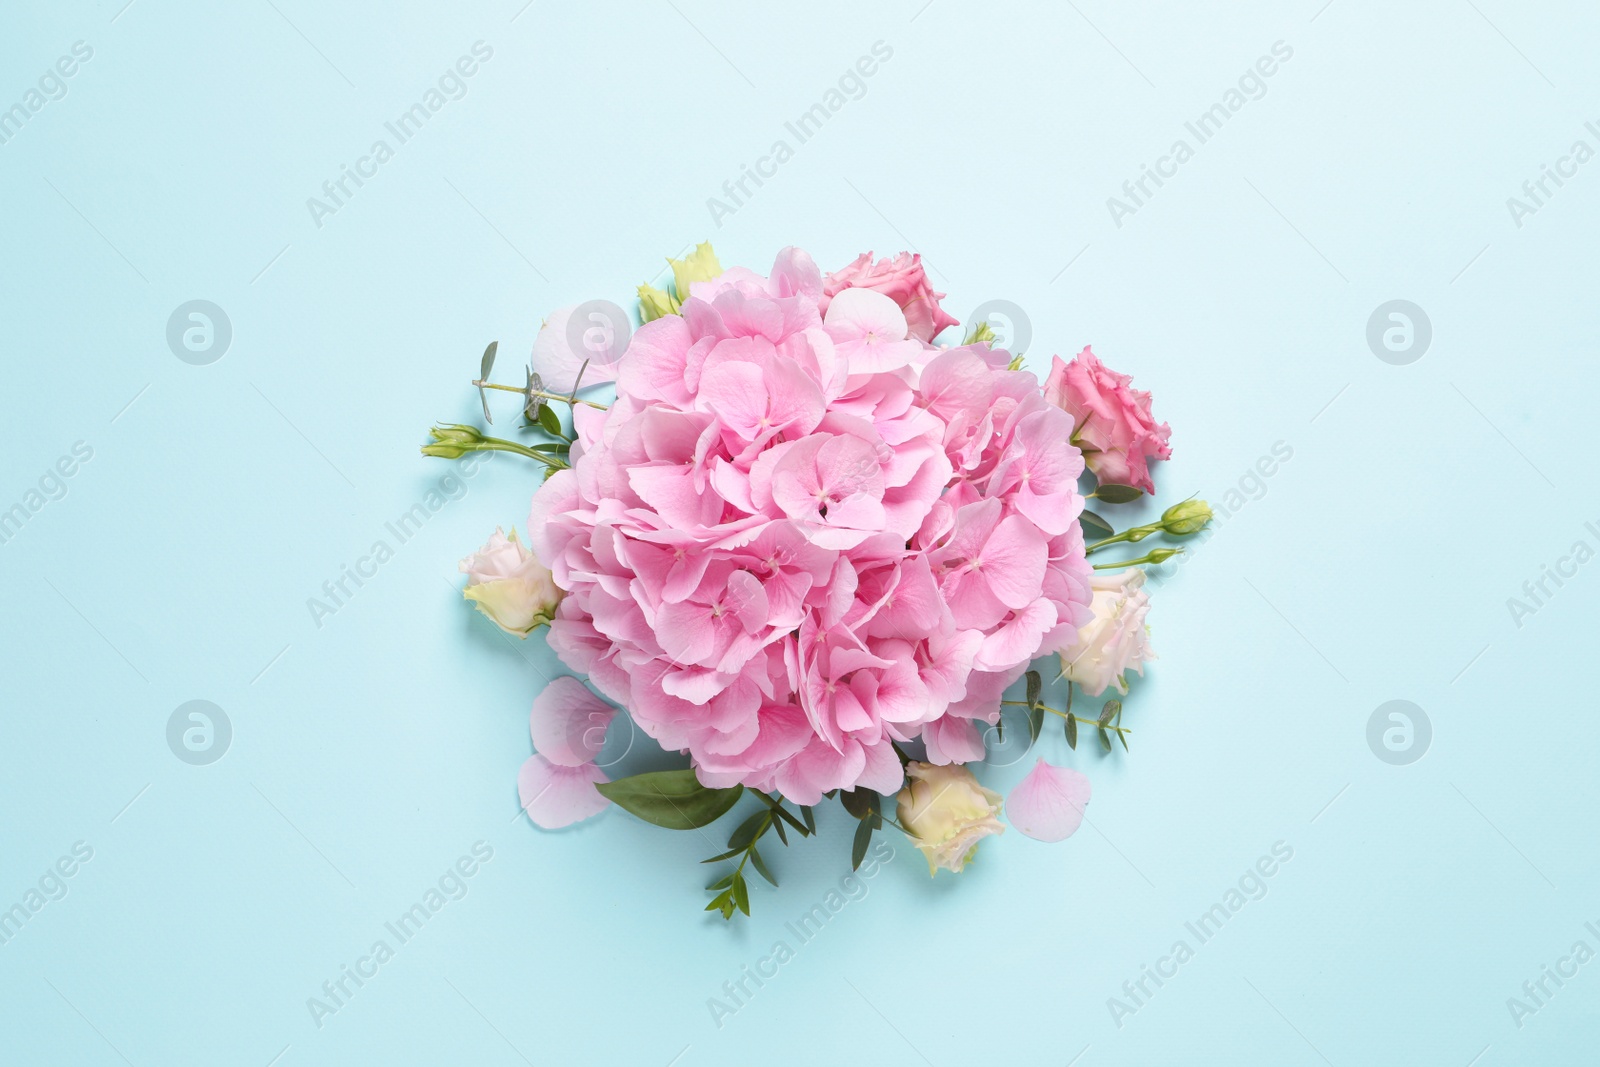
637 282 677 323
1145 547 1183 563
422 424 483 459
668 241 723 301
1160 499 1212 537
963 320 997 346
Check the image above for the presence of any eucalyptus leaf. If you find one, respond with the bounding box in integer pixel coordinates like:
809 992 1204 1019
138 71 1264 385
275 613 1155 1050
1080 509 1115 540
1066 712 1078 749
595 770 743 830
800 805 816 835
1098 700 1120 727
749 847 778 887
1098 727 1112 753
851 817 874 870
840 788 874 821
1025 670 1042 710
1095 483 1143 504
522 368 542 423
1027 703 1045 746
768 801 810 838
536 403 562 437
728 809 768 851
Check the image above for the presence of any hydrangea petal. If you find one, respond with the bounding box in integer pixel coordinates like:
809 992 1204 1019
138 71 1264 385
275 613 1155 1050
517 754 610 829
529 677 617 767
1007 759 1091 842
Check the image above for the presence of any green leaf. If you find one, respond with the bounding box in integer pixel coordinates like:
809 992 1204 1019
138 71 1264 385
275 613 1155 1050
840 788 875 821
706 872 734 891
1025 670 1042 710
479 340 498 382
700 847 742 864
851 816 874 870
1095 483 1143 504
536 403 562 437
1098 700 1120 727
767 800 810 838
800 805 817 835
1098 727 1112 753
728 810 768 851
595 770 743 830
731 872 750 916
1080 509 1114 540
1066 711 1078 749
749 847 778 887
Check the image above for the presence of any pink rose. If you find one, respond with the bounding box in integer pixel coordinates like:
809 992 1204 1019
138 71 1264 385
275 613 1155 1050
1043 346 1171 494
820 252 959 343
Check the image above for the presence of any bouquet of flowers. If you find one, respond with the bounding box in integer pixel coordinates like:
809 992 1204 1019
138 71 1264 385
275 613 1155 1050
424 243 1209 919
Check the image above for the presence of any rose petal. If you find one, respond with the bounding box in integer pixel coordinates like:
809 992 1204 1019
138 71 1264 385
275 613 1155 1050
1007 759 1091 842
517 754 610 829
529 677 616 767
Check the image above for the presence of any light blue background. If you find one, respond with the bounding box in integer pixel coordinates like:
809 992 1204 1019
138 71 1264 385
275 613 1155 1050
3 0 1597 1063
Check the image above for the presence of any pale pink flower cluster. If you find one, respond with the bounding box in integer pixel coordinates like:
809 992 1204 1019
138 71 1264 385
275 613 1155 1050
527 248 1094 804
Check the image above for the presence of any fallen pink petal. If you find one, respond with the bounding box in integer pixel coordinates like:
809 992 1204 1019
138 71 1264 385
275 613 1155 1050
1007 759 1092 842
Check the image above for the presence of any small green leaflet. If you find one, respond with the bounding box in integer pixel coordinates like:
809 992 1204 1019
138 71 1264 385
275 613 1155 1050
1024 670 1045 744
851 817 875 870
1095 483 1143 504
1080 509 1115 540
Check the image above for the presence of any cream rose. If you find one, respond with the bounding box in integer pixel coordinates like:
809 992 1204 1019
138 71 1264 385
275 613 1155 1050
459 527 563 637
1059 568 1155 696
895 762 1005 875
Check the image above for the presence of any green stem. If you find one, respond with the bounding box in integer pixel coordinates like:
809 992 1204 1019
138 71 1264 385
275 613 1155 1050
1001 699 1131 735
1085 523 1160 553
1092 549 1180 570
471 438 568 466
475 380 607 410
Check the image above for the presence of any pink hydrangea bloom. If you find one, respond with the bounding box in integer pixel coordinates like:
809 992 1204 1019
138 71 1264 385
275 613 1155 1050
528 248 1093 804
1043 346 1171 494
819 251 959 344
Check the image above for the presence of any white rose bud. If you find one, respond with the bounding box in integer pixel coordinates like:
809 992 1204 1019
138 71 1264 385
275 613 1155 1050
895 762 1005 875
1059 568 1155 697
459 527 562 637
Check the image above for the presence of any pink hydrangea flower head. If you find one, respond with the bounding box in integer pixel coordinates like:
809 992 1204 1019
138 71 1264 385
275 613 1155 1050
528 248 1093 802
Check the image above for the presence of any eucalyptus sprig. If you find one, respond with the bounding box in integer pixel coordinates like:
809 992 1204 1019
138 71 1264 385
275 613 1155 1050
1003 674 1131 750
702 793 813 920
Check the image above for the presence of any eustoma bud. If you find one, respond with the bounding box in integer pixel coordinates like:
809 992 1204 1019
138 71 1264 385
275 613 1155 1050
1160 498 1213 536
422 423 484 459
